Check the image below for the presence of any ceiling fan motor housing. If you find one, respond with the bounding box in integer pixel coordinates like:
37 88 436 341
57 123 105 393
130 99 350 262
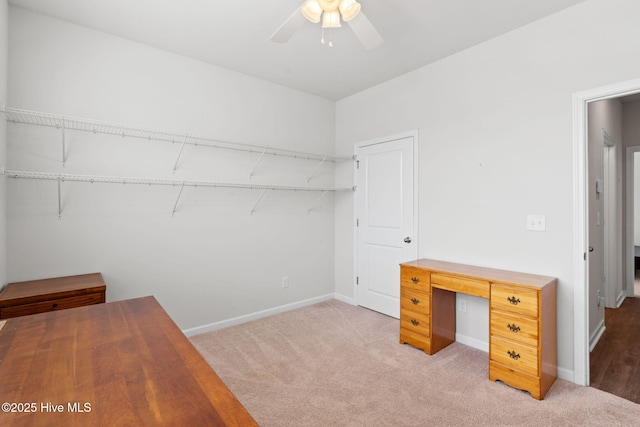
303 0 362 24
319 0 341 10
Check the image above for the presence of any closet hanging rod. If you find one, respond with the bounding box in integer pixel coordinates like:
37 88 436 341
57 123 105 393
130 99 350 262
2 169 354 193
2 106 353 162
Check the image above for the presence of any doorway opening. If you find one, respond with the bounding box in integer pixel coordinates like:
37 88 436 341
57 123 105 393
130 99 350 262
574 78 640 387
628 148 640 298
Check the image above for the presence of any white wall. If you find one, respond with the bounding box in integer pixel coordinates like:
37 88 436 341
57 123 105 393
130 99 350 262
0 0 7 289
7 7 337 330
335 0 640 379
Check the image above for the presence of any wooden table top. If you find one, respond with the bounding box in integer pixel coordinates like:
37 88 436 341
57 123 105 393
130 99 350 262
0 296 257 426
401 258 557 289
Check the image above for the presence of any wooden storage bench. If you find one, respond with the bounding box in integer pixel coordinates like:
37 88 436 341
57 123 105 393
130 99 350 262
0 273 106 319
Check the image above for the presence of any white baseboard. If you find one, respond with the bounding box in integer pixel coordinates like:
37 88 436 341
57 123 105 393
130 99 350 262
182 293 335 337
558 366 573 382
589 319 606 352
455 333 489 353
615 291 626 308
334 293 355 305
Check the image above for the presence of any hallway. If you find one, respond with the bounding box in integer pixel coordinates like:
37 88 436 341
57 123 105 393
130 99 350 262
590 296 640 403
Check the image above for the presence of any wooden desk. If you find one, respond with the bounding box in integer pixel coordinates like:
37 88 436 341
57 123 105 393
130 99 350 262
0 273 106 319
400 259 557 400
0 296 257 426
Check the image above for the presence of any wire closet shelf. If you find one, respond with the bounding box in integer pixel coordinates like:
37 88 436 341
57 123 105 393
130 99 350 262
1 169 353 217
2 106 353 162
2 106 355 216
2 169 349 192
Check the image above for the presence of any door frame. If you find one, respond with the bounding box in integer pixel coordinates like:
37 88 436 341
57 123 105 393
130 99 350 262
573 77 640 386
353 130 419 308
625 145 640 299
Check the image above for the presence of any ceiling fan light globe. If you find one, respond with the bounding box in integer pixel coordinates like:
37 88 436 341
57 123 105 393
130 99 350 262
322 9 341 28
302 0 322 23
338 0 361 21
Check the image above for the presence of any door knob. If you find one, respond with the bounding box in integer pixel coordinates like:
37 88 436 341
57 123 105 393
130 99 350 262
404 237 412 243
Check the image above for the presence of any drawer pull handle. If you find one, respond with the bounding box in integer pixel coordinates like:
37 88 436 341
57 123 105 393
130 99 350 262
507 350 521 360
507 296 521 305
411 319 420 326
411 277 420 284
507 323 520 333
410 298 420 305
52 303 58 308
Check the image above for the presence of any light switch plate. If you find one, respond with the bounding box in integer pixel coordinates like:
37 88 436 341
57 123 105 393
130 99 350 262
527 215 546 232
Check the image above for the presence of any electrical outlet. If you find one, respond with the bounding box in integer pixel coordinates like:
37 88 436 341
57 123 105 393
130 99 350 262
458 299 467 313
282 276 289 288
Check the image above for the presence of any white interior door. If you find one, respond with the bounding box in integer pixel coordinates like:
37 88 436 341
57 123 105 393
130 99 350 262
356 134 417 318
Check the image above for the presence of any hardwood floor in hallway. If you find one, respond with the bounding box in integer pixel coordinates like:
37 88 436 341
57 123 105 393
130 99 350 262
590 296 640 404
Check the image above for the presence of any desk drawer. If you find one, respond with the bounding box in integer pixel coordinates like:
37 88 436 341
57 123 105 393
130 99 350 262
400 309 430 337
430 273 490 298
490 311 538 347
400 266 429 291
490 336 538 376
401 288 430 315
491 285 538 318
0 293 104 319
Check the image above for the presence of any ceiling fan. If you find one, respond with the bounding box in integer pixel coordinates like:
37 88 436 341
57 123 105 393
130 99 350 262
270 0 383 50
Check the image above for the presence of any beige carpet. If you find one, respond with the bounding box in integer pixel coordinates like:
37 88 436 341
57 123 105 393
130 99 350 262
191 300 640 426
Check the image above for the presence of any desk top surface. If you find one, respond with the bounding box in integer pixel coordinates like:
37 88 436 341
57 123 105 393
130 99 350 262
0 296 257 426
401 258 557 289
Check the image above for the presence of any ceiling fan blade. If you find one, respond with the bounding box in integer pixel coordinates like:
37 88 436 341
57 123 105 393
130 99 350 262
270 5 306 43
347 11 383 50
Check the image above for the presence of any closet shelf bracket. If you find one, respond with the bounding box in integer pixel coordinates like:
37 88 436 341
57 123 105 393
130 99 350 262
249 147 268 179
61 119 67 167
57 178 62 219
307 155 327 183
251 189 268 215
172 136 188 173
172 183 186 216
307 190 328 214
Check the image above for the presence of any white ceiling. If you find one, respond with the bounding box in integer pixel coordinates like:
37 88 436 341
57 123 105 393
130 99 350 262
9 0 587 100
